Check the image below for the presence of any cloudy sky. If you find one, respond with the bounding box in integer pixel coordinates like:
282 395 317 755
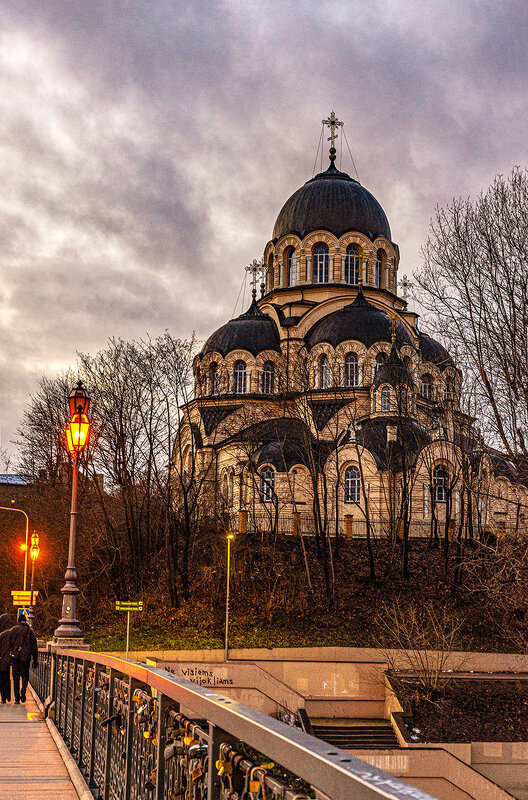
0 0 527 460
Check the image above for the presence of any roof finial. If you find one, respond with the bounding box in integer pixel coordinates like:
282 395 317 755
390 312 397 343
398 274 413 300
245 259 262 299
322 111 343 163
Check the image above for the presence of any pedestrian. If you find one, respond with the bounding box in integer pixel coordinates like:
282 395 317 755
0 613 12 703
9 610 38 705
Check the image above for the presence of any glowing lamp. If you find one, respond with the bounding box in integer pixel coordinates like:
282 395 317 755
66 412 91 455
68 380 90 418
20 543 27 552
30 532 39 561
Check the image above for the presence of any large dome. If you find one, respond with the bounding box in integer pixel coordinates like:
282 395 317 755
201 298 280 358
305 287 412 350
273 161 391 242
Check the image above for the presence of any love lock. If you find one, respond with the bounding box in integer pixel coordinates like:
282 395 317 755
144 769 157 791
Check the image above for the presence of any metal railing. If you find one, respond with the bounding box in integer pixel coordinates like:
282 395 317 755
31 648 439 800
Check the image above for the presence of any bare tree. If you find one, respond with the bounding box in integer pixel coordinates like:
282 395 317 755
415 167 528 459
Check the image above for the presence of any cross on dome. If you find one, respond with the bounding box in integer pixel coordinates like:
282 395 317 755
322 111 344 155
245 259 264 298
398 274 413 300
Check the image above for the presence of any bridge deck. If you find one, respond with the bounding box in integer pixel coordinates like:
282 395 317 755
0 691 78 799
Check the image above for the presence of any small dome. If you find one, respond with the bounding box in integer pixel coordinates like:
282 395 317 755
305 287 412 350
419 333 453 370
273 161 391 241
201 298 280 358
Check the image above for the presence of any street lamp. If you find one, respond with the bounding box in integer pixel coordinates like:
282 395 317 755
27 532 40 630
54 381 91 644
224 531 235 662
0 506 29 588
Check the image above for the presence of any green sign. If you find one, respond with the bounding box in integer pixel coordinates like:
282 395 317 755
116 601 143 612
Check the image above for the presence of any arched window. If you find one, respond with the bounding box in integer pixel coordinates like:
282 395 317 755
262 361 275 394
267 255 274 291
344 244 360 285
210 363 220 395
375 249 384 288
433 465 447 502
344 466 361 503
260 466 275 503
319 354 331 388
287 248 298 287
420 373 433 400
313 244 329 284
443 380 452 401
381 385 391 412
345 352 359 387
227 470 234 507
234 360 246 394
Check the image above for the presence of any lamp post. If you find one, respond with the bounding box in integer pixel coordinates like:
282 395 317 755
54 381 91 645
224 531 235 662
0 506 29 588
27 532 40 630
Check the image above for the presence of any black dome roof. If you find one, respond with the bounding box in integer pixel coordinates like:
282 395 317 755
305 287 412 350
418 333 453 370
273 161 391 241
201 298 280 358
373 344 415 390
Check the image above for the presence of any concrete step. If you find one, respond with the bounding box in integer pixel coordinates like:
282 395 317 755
312 721 400 750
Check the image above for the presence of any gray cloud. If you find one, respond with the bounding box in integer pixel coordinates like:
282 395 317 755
0 0 527 457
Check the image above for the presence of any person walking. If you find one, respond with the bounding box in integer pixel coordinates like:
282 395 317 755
9 610 38 704
0 613 12 703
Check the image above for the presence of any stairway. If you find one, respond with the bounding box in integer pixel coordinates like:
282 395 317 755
311 719 400 750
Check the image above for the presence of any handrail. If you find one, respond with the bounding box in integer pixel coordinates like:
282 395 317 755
32 648 440 800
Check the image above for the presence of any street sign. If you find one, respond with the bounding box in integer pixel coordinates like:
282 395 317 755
116 601 143 612
115 601 143 658
11 590 38 606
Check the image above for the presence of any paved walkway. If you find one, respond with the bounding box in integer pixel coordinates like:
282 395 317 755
0 690 78 799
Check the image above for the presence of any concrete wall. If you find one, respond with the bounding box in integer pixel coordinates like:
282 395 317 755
352 748 515 800
114 646 528 675
155 661 304 716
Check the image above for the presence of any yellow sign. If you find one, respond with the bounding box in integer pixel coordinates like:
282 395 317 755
11 590 38 606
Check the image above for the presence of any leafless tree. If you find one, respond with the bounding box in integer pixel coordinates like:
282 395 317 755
415 167 528 459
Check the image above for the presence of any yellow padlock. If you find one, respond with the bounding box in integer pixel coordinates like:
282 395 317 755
250 780 260 792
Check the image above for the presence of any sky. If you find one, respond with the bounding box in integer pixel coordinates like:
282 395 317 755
0 0 527 462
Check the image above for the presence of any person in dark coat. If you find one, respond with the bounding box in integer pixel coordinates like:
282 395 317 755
9 610 38 704
0 613 12 703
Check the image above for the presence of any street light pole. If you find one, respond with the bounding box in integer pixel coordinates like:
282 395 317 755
224 532 235 662
0 507 29 589
28 532 39 630
54 381 91 645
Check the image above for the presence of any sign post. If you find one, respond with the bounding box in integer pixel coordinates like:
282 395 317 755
115 601 143 658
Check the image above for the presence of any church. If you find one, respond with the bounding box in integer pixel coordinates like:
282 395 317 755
176 115 528 541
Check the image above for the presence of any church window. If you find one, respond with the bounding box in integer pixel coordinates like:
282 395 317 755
287 249 298 287
375 249 384 288
433 465 447 502
344 466 361 503
210 363 220 395
381 385 391 412
267 255 274 291
420 373 433 400
319 355 331 388
234 361 247 394
372 351 386 381
443 379 453 401
262 361 275 393
345 352 359 387
313 244 329 284
260 466 275 503
344 244 360 284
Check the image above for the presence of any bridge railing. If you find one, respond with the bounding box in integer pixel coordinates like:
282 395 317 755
31 648 439 800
